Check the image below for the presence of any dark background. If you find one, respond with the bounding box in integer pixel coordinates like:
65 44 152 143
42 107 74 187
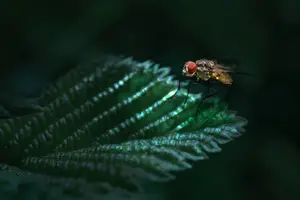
0 0 299 200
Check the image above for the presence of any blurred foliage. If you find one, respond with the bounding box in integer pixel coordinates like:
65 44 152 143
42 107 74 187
0 0 299 200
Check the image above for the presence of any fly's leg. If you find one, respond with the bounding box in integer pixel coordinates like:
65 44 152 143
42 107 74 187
224 86 230 102
181 80 192 108
207 79 213 93
172 79 200 126
195 79 218 116
195 88 218 116
181 80 199 109
167 79 182 100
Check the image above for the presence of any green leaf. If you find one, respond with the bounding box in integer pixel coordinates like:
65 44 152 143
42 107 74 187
0 55 247 199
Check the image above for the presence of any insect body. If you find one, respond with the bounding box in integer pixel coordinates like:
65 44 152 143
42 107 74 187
182 59 234 85
171 59 243 116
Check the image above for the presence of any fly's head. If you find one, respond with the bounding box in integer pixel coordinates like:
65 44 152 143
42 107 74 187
182 61 197 77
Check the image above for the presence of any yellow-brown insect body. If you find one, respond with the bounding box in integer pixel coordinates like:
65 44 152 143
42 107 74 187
182 59 235 85
211 68 233 85
195 59 234 85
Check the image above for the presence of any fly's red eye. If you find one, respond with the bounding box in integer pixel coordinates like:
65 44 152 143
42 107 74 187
185 61 197 74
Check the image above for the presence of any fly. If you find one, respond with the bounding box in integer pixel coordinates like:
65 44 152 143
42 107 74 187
183 59 235 84
170 59 252 115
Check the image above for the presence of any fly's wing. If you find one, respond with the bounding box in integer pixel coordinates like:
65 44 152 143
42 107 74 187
213 59 253 81
215 63 254 76
212 67 233 85
214 64 236 72
214 58 240 67
212 57 241 73
218 72 233 84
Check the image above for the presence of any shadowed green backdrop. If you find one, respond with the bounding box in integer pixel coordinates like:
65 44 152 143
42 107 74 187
0 0 299 200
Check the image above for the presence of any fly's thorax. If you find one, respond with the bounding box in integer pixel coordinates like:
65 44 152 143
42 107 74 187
196 59 215 68
196 60 214 79
195 69 211 81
